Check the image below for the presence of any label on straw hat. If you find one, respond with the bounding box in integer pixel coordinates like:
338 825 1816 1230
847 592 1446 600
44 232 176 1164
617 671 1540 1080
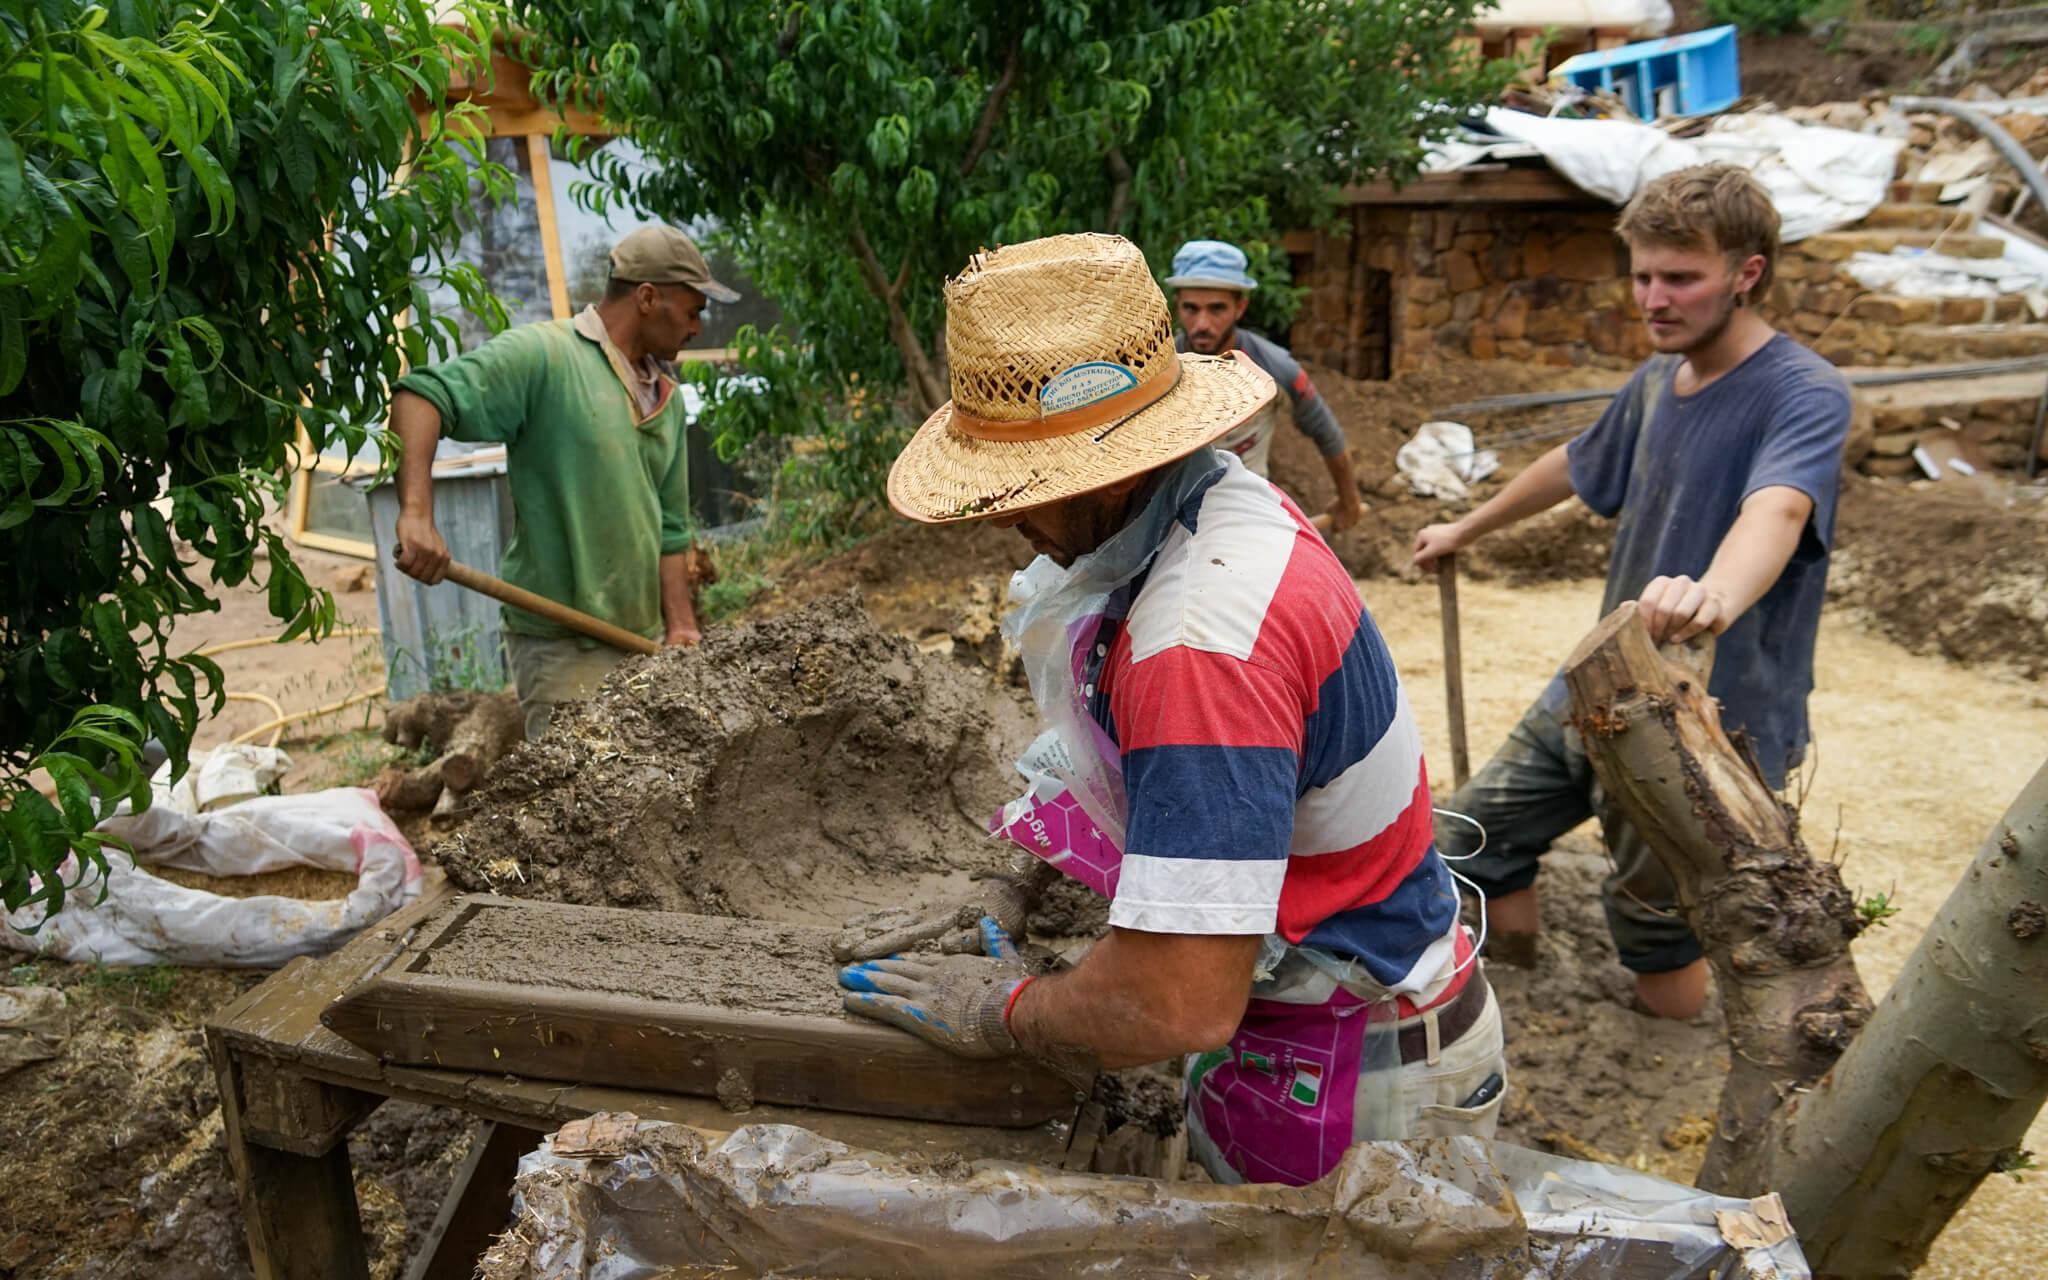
1040 361 1140 415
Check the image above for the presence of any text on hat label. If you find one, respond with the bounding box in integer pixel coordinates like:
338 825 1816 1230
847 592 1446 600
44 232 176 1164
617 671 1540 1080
1040 361 1140 417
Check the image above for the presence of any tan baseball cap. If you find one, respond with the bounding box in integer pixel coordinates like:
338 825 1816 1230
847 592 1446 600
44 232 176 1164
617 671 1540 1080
608 225 740 304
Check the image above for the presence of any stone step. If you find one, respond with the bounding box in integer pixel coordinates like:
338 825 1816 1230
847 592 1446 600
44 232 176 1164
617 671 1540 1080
1889 323 2048 363
1800 229 2007 260
1887 179 1944 203
1856 203 1977 232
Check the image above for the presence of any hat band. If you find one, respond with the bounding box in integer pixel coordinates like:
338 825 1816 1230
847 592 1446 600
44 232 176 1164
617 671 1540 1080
950 362 1182 443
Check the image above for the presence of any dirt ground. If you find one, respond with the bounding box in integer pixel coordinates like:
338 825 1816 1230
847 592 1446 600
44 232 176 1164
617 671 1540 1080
4 351 2046 1276
1368 573 2048 1279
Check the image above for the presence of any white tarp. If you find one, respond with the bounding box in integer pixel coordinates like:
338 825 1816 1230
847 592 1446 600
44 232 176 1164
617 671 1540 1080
1843 247 2048 314
1438 110 1904 243
2 746 422 967
1397 422 1501 502
1471 0 1673 36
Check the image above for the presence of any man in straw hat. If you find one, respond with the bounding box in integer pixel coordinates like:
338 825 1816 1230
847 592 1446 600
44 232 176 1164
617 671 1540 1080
1166 238 1362 530
834 233 1506 1186
389 224 739 738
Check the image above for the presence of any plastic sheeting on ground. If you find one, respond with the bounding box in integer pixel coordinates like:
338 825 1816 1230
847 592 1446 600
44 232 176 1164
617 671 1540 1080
1842 222 2048 313
2 745 421 968
1396 421 1500 502
1431 109 1903 243
482 1117 1809 1280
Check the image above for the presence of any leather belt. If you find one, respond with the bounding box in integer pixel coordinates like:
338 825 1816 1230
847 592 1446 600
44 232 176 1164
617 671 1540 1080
1394 969 1490 1065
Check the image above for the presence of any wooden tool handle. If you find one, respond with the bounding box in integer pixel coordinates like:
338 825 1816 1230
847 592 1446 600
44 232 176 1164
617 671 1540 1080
438 559 662 656
1437 552 1471 789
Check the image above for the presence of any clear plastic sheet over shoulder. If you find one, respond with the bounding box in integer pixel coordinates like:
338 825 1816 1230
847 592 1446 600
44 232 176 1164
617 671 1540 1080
481 1116 1809 1280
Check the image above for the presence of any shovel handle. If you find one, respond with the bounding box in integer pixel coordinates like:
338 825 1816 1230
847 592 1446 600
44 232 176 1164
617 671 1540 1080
1437 553 1471 789
421 555 662 657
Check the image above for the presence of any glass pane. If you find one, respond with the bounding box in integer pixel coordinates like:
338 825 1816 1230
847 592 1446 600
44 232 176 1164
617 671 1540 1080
418 135 554 356
546 138 782 352
303 472 375 545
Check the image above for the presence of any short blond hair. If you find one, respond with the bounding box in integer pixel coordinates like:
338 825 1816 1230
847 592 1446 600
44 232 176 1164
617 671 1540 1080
1616 164 1780 298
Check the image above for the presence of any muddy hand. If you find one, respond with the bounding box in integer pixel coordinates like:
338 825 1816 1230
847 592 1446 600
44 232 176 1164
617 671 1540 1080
829 871 1033 962
838 918 1030 1059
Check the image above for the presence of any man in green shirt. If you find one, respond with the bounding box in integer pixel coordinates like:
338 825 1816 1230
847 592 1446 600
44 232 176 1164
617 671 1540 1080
389 225 737 737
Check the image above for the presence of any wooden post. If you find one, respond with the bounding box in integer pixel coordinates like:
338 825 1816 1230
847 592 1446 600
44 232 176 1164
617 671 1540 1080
1437 553 1470 788
210 1036 371 1280
405 1122 545 1280
526 133 572 321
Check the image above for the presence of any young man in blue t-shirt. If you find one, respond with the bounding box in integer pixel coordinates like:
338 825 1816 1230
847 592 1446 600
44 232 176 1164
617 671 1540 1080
1412 165 1852 1020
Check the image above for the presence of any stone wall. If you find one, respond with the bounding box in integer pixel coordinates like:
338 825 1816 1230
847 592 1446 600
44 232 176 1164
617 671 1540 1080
1288 201 1654 377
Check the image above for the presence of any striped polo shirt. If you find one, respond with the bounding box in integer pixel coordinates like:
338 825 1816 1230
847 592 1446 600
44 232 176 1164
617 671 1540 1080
1084 453 1460 998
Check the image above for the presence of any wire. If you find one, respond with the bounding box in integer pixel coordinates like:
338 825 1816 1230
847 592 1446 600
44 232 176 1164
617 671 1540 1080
227 689 383 747
195 627 376 658
222 691 288 748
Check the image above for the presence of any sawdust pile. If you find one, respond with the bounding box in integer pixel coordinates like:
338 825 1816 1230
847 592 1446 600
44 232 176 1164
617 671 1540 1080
436 593 1033 924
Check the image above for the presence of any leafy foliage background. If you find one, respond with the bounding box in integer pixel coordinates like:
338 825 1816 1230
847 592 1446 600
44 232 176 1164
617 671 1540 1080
0 0 507 917
513 0 1515 539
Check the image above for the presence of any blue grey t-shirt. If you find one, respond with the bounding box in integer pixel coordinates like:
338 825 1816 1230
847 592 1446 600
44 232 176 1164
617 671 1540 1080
1562 334 1851 786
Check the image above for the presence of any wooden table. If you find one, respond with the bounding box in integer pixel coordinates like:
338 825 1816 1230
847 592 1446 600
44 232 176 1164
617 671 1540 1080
205 874 1087 1280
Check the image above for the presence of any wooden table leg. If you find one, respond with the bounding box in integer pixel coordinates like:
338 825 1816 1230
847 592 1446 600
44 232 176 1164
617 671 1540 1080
209 1034 371 1280
405 1121 544 1280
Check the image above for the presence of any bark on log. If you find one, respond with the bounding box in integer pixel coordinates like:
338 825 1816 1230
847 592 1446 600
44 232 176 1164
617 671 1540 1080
383 691 484 752
1761 757 2048 1278
1563 603 1872 1191
438 694 525 794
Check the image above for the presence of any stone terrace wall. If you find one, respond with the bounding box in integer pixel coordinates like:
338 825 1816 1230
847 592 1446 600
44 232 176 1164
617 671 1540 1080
1288 201 1654 377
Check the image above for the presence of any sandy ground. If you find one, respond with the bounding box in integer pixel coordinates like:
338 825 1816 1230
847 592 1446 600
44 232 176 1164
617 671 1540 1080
1366 572 2048 1279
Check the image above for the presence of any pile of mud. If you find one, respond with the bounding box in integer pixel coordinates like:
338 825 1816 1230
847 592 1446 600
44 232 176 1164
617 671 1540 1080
1830 480 2048 678
436 593 1034 925
1486 844 1727 1179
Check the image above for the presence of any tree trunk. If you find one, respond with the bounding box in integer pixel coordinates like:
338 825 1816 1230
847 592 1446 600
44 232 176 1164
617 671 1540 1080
846 221 948 418
1565 603 2048 1276
1760 756 2048 1277
1563 602 1872 1191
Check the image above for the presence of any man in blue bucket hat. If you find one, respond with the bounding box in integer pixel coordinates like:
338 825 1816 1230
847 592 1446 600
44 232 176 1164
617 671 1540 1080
1166 239 1362 531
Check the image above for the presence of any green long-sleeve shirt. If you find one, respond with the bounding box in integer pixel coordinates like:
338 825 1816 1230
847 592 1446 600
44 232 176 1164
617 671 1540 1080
393 312 693 643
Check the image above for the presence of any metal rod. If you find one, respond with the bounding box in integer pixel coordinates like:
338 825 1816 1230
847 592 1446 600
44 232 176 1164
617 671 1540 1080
1891 96 2048 219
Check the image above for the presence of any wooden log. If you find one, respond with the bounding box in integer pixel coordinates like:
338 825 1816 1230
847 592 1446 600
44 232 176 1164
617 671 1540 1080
1563 602 1872 1192
320 897 1082 1129
436 693 523 793
1762 758 2048 1277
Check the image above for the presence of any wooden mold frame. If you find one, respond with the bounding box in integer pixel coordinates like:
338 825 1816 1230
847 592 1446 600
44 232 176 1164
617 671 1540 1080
320 895 1082 1129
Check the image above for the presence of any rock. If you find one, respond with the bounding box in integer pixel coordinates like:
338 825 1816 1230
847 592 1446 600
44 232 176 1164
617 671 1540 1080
1938 296 1989 325
1493 293 1531 341
1441 250 1483 294
2003 113 2047 146
332 564 374 593
1842 394 1875 470
1551 232 1620 282
1870 431 1919 458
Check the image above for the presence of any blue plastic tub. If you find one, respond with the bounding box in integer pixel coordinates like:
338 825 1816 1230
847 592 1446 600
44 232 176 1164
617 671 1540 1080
1552 25 1741 120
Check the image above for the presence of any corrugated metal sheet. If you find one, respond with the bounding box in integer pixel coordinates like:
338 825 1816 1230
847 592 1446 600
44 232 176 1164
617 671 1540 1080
356 465 515 700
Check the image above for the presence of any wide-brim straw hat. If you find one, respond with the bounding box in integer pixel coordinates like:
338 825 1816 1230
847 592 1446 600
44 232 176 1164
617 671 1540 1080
887 233 1276 524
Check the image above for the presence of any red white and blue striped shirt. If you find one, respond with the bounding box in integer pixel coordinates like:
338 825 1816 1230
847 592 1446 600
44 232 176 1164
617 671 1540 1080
1084 455 1460 998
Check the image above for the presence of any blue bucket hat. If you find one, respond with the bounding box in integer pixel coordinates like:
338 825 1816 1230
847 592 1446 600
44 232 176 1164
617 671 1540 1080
1164 239 1258 292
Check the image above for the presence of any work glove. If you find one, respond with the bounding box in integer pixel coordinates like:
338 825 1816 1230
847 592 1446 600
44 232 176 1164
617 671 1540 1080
829 858 1050 962
838 917 1032 1059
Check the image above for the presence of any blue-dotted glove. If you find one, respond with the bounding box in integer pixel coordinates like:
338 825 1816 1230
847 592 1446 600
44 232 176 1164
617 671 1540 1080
838 917 1030 1059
